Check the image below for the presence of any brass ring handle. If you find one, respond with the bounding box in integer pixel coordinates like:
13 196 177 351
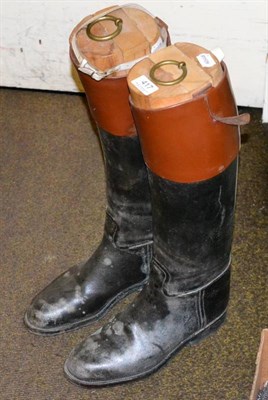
149 60 187 86
86 15 123 41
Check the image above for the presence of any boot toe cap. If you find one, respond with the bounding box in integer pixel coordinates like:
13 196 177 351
64 335 115 385
24 265 88 334
64 318 155 386
24 296 75 334
64 319 138 385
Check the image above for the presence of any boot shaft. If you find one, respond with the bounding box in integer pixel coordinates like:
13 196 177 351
69 6 170 248
100 129 153 248
128 43 250 291
148 159 237 293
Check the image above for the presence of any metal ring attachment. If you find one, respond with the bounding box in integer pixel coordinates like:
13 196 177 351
86 15 123 41
149 60 187 86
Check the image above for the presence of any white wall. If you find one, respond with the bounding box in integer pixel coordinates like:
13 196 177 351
1 1 267 117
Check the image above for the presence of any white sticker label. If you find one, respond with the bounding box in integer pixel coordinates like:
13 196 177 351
131 75 159 96
211 47 225 62
197 53 216 68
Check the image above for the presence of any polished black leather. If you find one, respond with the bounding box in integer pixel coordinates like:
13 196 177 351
150 158 237 293
64 160 237 385
100 129 152 248
24 130 153 335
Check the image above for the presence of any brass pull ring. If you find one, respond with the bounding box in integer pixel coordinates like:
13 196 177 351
149 60 187 86
86 15 123 41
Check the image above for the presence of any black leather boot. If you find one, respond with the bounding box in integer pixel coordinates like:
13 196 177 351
24 4 170 335
64 160 236 385
24 128 153 335
64 45 249 385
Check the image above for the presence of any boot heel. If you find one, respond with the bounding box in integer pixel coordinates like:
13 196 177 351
189 312 227 346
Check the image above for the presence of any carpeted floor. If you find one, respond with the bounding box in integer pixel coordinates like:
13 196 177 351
0 87 267 400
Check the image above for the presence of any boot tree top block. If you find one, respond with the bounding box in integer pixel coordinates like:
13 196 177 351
70 4 166 79
127 43 224 110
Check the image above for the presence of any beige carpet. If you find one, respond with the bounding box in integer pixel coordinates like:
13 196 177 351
1 87 267 399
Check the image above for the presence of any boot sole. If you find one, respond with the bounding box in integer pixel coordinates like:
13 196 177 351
64 311 227 387
24 279 147 336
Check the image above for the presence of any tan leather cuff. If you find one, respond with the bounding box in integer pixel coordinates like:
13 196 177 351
70 48 136 136
131 63 249 183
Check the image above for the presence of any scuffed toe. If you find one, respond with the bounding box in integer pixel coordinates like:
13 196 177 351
64 319 138 386
24 296 76 334
64 331 113 385
24 265 85 335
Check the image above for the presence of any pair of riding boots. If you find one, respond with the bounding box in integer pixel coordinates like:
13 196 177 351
24 9 249 387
